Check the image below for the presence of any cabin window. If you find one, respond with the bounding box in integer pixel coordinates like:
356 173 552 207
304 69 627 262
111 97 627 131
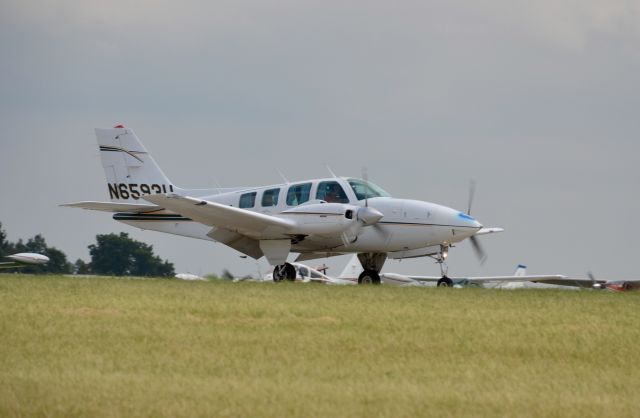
261 188 280 207
316 181 349 203
239 192 257 208
286 183 312 206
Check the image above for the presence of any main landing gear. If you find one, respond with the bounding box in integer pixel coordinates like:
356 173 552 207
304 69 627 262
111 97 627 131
357 253 386 285
437 276 453 287
273 263 296 282
358 270 381 285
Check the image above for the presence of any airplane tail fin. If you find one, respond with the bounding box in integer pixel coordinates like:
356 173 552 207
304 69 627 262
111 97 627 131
338 254 362 280
96 125 176 203
514 264 527 277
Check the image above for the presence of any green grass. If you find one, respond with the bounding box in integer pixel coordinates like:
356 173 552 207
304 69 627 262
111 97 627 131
1 274 639 418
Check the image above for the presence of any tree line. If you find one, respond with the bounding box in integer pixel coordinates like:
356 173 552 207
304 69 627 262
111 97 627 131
0 222 174 276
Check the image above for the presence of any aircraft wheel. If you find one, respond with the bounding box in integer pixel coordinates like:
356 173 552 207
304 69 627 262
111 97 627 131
358 270 381 285
273 263 296 282
437 277 454 287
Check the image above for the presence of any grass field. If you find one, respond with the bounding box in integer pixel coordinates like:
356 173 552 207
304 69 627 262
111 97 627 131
1 274 639 418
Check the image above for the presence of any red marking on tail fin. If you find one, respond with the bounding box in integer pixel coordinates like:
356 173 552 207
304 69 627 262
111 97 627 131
114 124 125 128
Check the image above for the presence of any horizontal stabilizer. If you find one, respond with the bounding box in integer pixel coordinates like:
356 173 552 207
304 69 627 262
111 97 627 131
60 201 159 213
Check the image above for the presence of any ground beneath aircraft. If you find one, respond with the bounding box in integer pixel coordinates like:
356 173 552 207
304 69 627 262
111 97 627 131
1 274 638 417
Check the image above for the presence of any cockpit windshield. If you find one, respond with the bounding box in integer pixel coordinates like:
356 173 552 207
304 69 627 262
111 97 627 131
347 178 391 201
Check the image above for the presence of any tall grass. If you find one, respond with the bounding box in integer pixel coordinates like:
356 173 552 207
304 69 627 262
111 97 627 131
1 274 638 417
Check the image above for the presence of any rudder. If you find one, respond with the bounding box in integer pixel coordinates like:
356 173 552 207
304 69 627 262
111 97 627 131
96 125 175 203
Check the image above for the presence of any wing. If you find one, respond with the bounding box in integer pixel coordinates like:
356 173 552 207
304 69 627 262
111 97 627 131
61 201 158 213
143 194 295 239
0 262 22 269
382 273 569 283
460 274 569 284
381 273 441 283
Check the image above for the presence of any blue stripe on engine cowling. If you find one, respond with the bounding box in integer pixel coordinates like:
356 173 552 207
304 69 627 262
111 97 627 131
458 212 475 221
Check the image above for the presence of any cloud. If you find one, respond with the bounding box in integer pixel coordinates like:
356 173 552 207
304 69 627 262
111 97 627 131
474 0 640 50
1 0 639 277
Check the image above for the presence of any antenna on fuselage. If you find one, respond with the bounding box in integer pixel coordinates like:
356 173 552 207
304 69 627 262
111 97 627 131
276 169 290 184
326 165 338 178
213 178 223 195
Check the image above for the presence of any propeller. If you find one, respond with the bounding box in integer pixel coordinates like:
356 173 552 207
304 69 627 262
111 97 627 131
357 206 383 225
357 167 384 225
469 235 487 264
466 180 487 264
467 180 476 216
362 167 369 208
588 271 602 289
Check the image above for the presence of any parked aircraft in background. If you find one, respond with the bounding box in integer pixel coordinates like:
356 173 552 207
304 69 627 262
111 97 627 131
579 272 640 292
0 253 50 269
63 125 503 284
380 264 565 288
259 258 357 285
381 265 640 291
175 273 206 281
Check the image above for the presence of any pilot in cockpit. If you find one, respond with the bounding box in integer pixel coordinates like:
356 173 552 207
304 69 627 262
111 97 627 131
324 184 343 203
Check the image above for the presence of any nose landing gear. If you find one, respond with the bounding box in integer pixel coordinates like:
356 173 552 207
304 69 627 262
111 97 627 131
436 245 453 287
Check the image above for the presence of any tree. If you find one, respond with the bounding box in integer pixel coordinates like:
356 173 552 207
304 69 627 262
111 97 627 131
74 259 91 275
0 222 16 259
4 233 73 274
88 233 174 277
0 222 72 274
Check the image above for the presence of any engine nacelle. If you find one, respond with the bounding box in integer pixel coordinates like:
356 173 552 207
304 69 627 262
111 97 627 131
280 202 361 235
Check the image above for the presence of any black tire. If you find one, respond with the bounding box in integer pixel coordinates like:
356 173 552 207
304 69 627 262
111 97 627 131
284 263 296 281
437 277 454 287
358 270 381 285
273 263 296 282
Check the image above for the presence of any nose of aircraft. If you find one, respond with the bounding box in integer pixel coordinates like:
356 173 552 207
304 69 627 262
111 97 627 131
457 212 483 229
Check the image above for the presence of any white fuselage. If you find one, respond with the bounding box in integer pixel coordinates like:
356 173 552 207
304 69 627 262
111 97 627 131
114 177 482 259
6 253 50 265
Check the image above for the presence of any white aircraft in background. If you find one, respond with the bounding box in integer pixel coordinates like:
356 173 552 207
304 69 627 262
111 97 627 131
259 259 357 285
63 125 506 284
175 272 206 281
381 264 567 288
381 265 640 291
0 253 50 269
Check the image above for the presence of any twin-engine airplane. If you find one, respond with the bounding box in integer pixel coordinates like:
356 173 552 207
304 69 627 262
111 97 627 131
0 253 50 269
63 125 504 284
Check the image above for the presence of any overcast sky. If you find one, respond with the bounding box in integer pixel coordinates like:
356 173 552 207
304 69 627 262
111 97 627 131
1 0 638 279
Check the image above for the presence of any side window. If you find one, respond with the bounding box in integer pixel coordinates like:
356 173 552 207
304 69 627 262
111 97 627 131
239 192 256 208
316 181 349 203
286 183 312 206
261 188 280 207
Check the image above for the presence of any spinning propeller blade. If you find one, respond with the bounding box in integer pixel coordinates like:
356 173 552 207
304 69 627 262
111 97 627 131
362 167 369 208
467 180 476 216
467 180 486 264
469 235 487 264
